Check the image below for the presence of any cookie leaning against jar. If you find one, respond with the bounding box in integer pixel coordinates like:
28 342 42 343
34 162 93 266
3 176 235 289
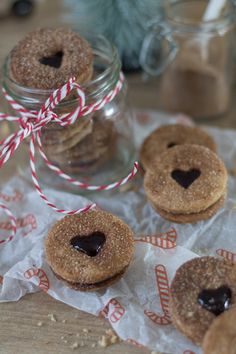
45 210 134 291
9 27 115 174
144 144 227 224
140 124 216 172
169 257 236 346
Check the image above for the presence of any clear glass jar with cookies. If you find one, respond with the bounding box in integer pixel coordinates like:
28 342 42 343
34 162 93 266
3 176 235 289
2 28 135 193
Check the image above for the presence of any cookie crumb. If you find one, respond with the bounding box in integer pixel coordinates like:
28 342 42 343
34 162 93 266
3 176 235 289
110 335 119 344
105 329 115 336
98 335 109 348
48 313 57 322
60 336 64 340
70 342 79 350
62 319 67 323
82 328 89 334
98 332 119 347
37 321 43 327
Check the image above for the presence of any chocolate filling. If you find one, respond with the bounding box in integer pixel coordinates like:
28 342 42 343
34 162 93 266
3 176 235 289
39 51 63 68
167 142 177 148
70 232 106 257
171 169 201 189
198 285 232 316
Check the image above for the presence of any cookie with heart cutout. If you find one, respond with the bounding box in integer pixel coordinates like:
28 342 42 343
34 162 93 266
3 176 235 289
169 256 236 346
144 144 227 224
140 124 216 172
202 306 236 354
10 27 93 89
45 210 134 291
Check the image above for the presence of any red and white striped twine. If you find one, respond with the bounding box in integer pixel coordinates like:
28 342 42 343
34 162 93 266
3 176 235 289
0 73 139 216
0 203 17 243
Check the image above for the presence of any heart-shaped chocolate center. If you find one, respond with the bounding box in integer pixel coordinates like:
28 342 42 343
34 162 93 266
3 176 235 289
198 286 232 316
70 232 106 257
39 51 63 68
171 169 201 189
167 142 177 148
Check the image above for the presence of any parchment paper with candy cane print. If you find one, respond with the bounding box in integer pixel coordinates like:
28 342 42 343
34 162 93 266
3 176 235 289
1 111 236 354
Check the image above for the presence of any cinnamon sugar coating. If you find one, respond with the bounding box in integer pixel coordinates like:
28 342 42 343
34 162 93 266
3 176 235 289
43 119 115 174
140 124 216 172
54 267 127 292
152 193 225 224
144 144 227 215
170 257 236 345
203 307 236 354
10 27 93 89
45 210 134 288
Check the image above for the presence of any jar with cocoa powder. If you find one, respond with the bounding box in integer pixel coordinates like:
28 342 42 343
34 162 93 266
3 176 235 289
140 0 236 119
2 28 135 192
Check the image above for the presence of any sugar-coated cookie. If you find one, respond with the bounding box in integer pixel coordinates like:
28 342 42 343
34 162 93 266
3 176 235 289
170 257 236 345
45 210 134 291
202 307 236 354
10 27 93 89
140 124 216 172
144 144 227 224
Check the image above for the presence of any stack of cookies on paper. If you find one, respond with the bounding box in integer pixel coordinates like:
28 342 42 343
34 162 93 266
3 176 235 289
140 124 228 224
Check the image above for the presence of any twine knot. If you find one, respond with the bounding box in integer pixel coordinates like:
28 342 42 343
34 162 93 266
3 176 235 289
0 72 139 217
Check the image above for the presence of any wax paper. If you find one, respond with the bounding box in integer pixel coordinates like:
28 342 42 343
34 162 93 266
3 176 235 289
0 111 236 354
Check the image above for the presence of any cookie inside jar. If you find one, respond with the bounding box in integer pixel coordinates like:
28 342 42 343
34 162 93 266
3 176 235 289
41 112 117 175
4 28 135 187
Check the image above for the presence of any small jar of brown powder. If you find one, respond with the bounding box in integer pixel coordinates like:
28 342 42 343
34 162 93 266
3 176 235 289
140 0 236 119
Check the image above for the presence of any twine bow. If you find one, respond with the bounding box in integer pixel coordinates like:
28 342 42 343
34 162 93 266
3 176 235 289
0 73 139 228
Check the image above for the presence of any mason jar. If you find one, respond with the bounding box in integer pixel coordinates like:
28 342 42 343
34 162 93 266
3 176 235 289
2 34 136 194
140 0 236 119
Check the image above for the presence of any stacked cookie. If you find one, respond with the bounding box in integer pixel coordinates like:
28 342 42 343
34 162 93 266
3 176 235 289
10 27 93 89
45 210 134 291
41 116 115 174
9 27 115 174
141 125 227 223
170 256 236 353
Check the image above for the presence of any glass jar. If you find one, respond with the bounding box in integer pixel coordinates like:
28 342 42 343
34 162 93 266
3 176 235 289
140 0 236 119
2 34 136 194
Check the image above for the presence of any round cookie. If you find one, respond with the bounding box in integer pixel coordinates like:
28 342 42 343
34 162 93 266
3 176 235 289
202 307 236 354
152 194 226 224
144 144 227 215
140 124 216 172
47 120 115 173
169 257 236 346
41 117 94 154
10 27 93 89
45 210 134 291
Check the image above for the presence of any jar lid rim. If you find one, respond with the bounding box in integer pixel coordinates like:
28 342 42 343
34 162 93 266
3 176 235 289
164 0 236 33
3 33 120 97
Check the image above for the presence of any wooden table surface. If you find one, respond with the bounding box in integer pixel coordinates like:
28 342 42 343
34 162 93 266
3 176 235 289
0 1 236 354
